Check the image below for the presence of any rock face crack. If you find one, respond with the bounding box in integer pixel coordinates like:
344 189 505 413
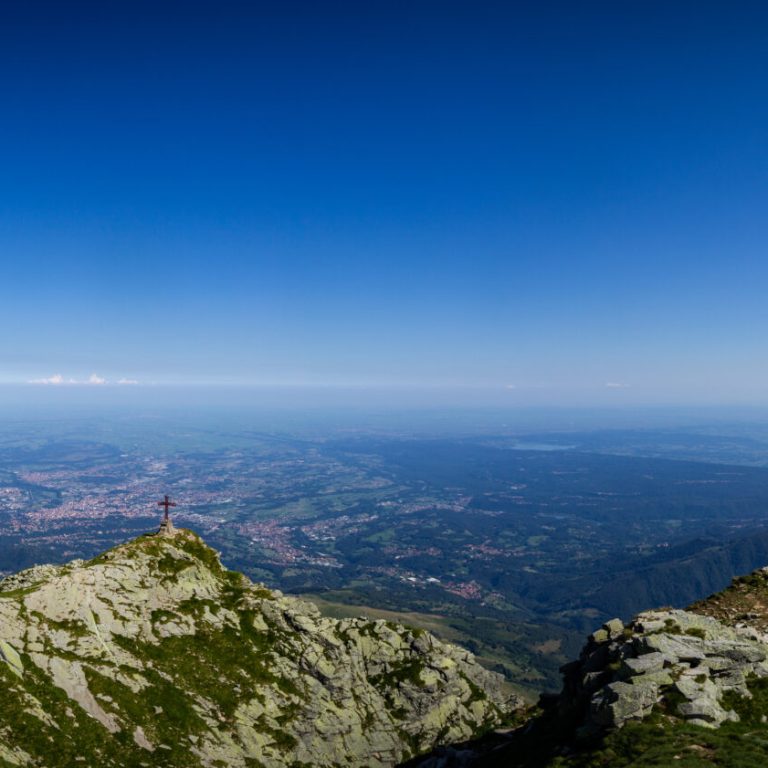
0 640 24 678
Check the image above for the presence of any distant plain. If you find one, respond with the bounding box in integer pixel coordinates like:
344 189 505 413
3 407 768 694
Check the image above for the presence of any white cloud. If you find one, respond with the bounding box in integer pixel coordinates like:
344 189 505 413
29 373 65 385
505 384 517 390
28 373 114 386
117 378 139 385
605 381 631 389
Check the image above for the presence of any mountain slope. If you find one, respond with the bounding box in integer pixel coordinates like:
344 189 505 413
0 528 516 768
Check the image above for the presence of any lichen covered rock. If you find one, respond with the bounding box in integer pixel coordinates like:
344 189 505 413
0 529 516 767
558 609 768 733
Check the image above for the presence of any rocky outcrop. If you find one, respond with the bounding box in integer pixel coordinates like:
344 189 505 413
408 606 768 767
0 529 517 767
559 608 768 732
408 568 768 768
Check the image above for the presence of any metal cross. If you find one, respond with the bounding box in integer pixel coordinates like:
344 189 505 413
157 494 177 523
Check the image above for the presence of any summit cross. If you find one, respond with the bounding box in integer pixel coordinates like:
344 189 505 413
158 494 176 524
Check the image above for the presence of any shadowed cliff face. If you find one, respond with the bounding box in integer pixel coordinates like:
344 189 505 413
0 529 517 768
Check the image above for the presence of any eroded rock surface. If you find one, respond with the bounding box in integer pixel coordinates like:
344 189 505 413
560 609 768 732
0 529 517 767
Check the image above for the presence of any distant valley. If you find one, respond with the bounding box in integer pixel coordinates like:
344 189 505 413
2 416 768 693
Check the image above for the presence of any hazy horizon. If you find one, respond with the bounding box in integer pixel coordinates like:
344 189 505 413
5 383 768 440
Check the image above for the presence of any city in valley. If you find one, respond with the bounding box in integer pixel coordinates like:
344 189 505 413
4 414 768 693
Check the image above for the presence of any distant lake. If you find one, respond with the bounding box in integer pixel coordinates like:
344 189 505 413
510 442 576 451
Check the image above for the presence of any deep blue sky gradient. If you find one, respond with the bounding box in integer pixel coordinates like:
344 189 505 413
2 2 767 403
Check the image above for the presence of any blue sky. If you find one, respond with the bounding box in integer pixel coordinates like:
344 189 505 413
1 2 767 405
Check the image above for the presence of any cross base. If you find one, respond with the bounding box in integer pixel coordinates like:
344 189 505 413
157 517 176 537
